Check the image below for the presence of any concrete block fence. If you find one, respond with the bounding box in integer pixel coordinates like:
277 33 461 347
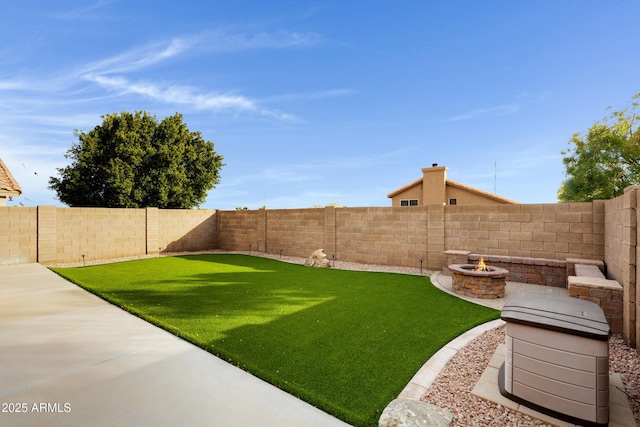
2 186 640 350
0 207 219 266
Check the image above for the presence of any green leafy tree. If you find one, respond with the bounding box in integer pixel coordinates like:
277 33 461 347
49 111 224 208
558 93 640 202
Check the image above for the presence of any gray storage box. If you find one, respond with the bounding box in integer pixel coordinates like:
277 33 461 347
500 293 610 426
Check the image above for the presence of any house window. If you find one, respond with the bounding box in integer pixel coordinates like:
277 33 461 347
400 199 418 206
448 198 457 205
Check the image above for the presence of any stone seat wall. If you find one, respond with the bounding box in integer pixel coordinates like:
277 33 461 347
442 250 566 287
567 258 623 334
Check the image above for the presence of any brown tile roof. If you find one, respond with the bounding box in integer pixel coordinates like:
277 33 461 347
0 157 22 195
386 177 423 198
446 179 519 204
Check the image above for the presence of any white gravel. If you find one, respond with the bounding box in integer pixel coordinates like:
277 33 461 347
49 249 434 275
49 250 640 426
422 327 640 426
422 327 549 426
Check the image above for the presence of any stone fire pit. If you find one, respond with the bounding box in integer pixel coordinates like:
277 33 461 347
448 262 509 299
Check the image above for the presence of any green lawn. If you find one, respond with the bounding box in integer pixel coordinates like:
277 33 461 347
51 254 499 426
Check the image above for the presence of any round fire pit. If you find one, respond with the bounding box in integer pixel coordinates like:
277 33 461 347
448 263 509 299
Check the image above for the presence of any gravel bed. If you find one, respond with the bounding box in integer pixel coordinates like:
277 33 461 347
49 249 435 276
422 327 640 426
610 334 640 425
422 327 548 426
49 250 640 425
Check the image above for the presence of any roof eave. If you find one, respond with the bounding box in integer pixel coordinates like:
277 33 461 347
0 158 23 195
446 179 518 204
387 177 423 198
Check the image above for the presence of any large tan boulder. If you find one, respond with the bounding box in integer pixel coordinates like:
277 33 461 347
304 249 331 268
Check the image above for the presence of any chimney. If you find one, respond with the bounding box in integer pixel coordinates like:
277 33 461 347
422 165 448 204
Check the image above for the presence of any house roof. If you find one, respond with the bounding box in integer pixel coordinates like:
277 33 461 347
446 179 519 204
386 177 423 198
0 157 22 196
386 176 518 204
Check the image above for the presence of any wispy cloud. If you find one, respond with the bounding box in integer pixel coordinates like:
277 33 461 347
73 30 324 120
85 75 297 120
0 112 103 132
79 38 192 76
80 29 322 77
0 80 30 91
446 104 520 122
0 24 327 156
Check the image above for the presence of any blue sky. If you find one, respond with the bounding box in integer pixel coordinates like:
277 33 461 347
1 1 639 209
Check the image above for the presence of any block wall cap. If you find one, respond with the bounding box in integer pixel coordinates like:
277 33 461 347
568 276 623 291
566 258 604 267
444 250 472 255
469 253 566 267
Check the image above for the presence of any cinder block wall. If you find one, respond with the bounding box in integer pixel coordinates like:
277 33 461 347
604 187 639 347
218 209 260 252
0 206 37 265
213 205 443 270
2 203 604 268
53 207 147 264
0 207 219 265
335 206 430 268
605 195 626 284
444 203 604 260
266 208 325 257
158 209 218 253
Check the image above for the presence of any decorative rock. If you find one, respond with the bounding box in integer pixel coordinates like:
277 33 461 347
379 399 453 427
304 249 332 268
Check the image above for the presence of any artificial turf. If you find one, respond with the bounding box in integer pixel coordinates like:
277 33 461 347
51 254 499 426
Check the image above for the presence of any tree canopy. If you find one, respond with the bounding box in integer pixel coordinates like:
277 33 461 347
558 93 640 202
49 111 224 208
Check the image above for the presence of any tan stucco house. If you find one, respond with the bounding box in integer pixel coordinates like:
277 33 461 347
0 158 22 206
387 164 518 206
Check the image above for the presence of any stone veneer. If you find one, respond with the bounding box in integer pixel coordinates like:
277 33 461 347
443 250 566 287
568 277 623 334
449 264 507 299
567 259 623 334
